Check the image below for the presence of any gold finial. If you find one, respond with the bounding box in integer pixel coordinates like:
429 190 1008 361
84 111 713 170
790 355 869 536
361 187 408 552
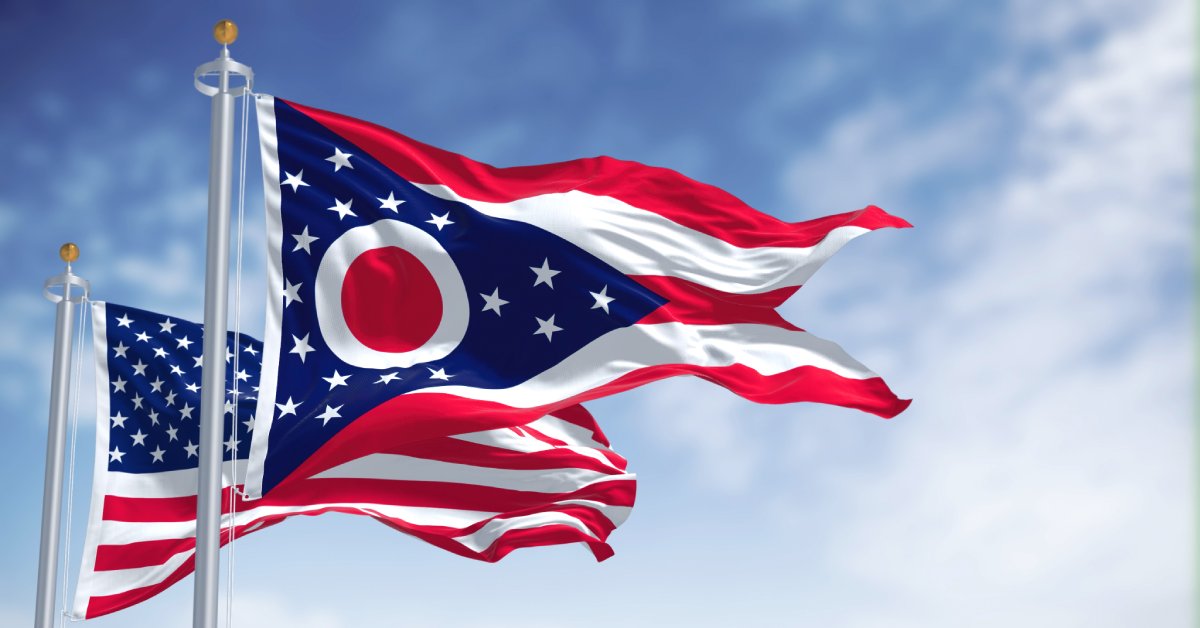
213 20 238 46
59 242 80 264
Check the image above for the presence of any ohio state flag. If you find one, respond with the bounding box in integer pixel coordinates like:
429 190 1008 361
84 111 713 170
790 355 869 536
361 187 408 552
246 95 910 499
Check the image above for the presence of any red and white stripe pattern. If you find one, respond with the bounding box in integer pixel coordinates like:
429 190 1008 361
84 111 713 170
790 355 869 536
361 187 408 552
249 97 910 499
73 307 633 619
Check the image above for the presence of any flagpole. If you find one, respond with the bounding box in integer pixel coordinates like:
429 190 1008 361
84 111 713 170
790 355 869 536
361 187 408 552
193 20 252 628
34 243 89 628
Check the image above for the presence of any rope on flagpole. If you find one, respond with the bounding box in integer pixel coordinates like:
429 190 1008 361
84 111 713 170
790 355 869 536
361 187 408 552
57 296 89 626
224 80 252 628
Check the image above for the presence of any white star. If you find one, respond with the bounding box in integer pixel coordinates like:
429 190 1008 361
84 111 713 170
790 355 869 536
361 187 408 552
426 212 454 231
185 382 200 393
166 425 179 442
282 279 303 308
226 346 234 363
428 367 453 381
150 377 165 393
184 440 198 458
533 315 563 342
276 397 300 417
132 360 148 376
109 446 125 464
159 319 176 334
179 402 195 420
113 342 130 358
327 197 356 220
153 347 168 359
244 345 259 356
115 314 133 328
164 391 177 407
243 417 256 432
590 285 615 314
176 336 194 350
292 226 319 254
111 412 128 429
148 409 160 426
150 446 166 463
169 364 184 376
131 393 145 410
378 192 405 212
193 355 204 368
315 404 343 426
135 331 151 343
530 259 560 288
290 334 315 362
326 147 354 172
282 170 310 192
235 369 250 382
224 434 240 453
480 288 509 316
130 429 148 447
111 377 127 393
224 399 235 415
323 370 351 390
376 372 401 384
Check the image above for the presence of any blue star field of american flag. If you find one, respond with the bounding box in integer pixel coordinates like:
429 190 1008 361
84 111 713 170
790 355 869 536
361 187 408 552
102 302 261 474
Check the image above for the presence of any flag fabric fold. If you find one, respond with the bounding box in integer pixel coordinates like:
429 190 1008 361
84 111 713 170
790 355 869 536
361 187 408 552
73 302 634 619
247 95 910 498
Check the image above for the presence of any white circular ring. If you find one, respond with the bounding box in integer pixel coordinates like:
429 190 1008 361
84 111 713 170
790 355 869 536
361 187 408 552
314 219 468 369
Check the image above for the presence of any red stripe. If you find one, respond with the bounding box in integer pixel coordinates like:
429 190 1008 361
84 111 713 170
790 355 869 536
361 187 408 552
633 275 802 328
283 99 911 249
102 486 239 523
94 537 193 571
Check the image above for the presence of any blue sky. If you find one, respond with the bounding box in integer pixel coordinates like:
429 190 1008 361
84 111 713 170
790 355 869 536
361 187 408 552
0 1 1192 625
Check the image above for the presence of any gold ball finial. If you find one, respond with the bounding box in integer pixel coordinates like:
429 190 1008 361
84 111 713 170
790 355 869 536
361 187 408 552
59 242 80 264
214 20 238 46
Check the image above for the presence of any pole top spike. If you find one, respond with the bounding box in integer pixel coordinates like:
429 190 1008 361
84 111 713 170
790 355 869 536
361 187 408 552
213 19 238 46
59 242 79 264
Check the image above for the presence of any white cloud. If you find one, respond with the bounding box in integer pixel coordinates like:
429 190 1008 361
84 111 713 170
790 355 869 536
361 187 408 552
778 0 1192 625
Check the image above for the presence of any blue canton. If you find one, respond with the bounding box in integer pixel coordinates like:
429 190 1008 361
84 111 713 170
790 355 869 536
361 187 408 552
103 303 261 474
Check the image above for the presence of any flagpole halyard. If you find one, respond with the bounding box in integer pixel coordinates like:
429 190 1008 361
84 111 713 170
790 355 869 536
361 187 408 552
193 20 251 628
34 244 89 628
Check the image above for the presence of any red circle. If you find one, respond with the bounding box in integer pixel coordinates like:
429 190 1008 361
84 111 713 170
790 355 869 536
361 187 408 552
341 246 443 353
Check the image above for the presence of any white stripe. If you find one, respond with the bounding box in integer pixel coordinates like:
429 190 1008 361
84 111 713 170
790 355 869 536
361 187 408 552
452 419 619 470
416 183 871 295
453 510 598 553
246 93 283 500
312 453 623 493
103 461 250 499
417 322 877 409
73 302 111 618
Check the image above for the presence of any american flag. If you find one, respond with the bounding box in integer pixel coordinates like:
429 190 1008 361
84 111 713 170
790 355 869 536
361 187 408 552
246 95 910 499
73 302 635 619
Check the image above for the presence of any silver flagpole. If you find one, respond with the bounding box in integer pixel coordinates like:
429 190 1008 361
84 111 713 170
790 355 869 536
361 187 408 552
193 20 252 628
34 243 89 628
